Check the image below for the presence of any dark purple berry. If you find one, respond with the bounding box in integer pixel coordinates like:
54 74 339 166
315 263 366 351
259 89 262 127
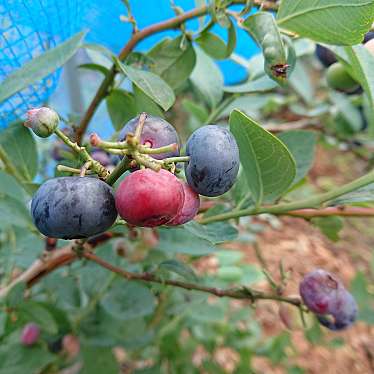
185 125 239 197
299 269 358 331
119 115 180 160
31 177 117 239
315 45 337 68
91 150 112 167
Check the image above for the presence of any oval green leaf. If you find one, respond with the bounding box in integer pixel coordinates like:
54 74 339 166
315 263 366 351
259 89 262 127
241 12 288 84
229 109 296 205
116 61 175 111
0 31 86 103
277 0 374 45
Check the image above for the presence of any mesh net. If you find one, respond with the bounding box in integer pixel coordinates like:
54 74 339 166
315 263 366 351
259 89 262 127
0 0 86 129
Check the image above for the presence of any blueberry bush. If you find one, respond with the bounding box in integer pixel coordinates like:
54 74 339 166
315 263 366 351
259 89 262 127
1 1 374 373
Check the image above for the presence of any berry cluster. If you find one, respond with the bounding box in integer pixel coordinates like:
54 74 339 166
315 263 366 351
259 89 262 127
299 269 358 331
29 111 240 237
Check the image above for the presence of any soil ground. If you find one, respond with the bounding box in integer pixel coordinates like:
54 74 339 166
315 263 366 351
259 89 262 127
233 146 374 374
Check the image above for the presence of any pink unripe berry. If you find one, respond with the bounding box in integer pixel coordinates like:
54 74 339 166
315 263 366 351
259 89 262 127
115 169 184 227
20 323 40 346
167 182 200 225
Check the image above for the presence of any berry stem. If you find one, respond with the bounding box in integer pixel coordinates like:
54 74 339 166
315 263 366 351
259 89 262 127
134 112 148 142
133 152 162 172
83 251 302 307
163 156 190 163
105 156 132 186
57 165 95 175
138 143 179 155
200 169 374 224
54 129 108 178
90 133 128 149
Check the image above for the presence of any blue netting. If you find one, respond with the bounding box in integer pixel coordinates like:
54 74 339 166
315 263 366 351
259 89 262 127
0 0 86 129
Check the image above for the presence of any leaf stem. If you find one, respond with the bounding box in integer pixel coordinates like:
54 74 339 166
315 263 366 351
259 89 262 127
105 156 132 186
204 94 238 124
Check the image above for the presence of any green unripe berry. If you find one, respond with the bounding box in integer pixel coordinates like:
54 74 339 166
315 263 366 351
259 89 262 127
25 107 59 138
326 62 359 93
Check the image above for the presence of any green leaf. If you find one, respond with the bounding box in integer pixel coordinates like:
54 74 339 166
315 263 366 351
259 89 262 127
350 271 374 324
0 31 86 103
188 303 225 323
190 47 224 108
217 266 244 282
196 32 228 60
184 221 238 244
101 280 155 320
19 301 58 334
78 63 110 76
229 110 296 205
224 75 278 93
133 86 164 118
0 123 38 181
81 346 118 374
311 216 343 242
196 20 236 60
148 36 196 89
216 250 244 266
0 171 26 201
5 283 26 309
182 99 209 122
330 91 362 133
242 12 288 83
278 130 317 185
289 60 314 104
277 0 374 45
158 259 197 281
0 196 32 228
334 45 374 134
157 227 216 255
116 61 175 111
0 343 56 374
106 89 137 130
329 183 374 205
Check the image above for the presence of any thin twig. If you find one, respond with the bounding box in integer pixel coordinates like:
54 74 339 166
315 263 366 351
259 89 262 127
83 252 302 307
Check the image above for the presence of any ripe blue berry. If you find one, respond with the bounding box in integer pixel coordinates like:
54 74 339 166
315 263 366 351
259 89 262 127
119 115 180 159
299 269 358 331
31 177 117 239
184 125 239 197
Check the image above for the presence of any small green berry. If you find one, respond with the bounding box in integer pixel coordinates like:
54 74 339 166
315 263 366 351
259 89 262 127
326 62 359 93
25 107 59 138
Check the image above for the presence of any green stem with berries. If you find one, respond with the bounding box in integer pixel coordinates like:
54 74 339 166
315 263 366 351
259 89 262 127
54 129 108 178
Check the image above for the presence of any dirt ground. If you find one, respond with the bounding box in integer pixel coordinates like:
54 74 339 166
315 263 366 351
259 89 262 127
234 146 374 374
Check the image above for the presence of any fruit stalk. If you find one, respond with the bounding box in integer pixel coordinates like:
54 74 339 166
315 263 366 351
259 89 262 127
54 128 108 178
